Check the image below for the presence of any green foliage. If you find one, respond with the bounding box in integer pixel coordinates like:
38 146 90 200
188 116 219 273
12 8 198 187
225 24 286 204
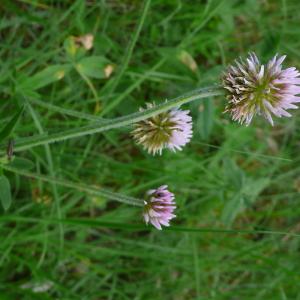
0 0 300 299
221 158 271 225
0 106 24 143
197 98 214 140
76 56 110 79
17 65 71 93
0 175 12 211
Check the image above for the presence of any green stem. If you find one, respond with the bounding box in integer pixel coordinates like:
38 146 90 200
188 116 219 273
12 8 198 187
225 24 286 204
2 164 143 207
0 86 223 154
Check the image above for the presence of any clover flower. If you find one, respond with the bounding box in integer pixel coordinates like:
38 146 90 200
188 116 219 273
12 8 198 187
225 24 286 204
223 52 300 125
143 185 176 230
132 103 192 155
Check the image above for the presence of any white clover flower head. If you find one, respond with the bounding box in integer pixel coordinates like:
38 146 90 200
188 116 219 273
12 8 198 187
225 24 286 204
223 52 300 125
132 103 193 155
143 185 176 230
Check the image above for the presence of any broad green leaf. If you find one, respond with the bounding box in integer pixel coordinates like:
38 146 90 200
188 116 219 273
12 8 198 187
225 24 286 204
0 175 12 211
64 36 77 59
9 157 34 170
76 56 110 79
0 106 24 143
18 64 71 91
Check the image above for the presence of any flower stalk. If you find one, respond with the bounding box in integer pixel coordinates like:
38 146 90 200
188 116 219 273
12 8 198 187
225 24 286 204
1 163 144 207
0 86 222 155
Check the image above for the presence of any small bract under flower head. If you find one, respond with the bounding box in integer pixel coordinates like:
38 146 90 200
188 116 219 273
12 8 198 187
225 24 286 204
132 103 193 155
223 52 300 125
143 185 176 230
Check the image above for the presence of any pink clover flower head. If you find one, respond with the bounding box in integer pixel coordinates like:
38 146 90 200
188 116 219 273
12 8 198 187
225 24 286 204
223 52 300 125
143 185 176 230
132 103 192 155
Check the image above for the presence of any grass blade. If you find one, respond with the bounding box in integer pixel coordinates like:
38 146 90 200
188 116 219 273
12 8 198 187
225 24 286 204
0 106 24 142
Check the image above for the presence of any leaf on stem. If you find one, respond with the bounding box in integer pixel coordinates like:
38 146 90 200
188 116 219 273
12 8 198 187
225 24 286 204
76 56 111 79
0 175 12 211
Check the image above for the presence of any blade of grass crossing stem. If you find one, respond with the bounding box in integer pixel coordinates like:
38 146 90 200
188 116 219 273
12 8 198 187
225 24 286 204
0 175 12 211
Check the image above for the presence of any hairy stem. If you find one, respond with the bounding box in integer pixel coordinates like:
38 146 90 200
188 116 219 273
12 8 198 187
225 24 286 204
2 164 144 207
0 86 223 154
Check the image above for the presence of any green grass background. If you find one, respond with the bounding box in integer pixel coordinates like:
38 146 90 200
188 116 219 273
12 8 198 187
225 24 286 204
1 0 300 299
